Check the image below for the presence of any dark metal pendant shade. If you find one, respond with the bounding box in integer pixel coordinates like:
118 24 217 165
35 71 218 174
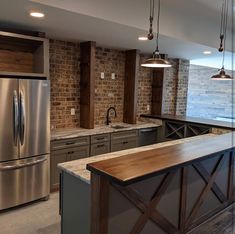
141 55 171 68
211 0 232 80
141 0 171 68
211 67 232 80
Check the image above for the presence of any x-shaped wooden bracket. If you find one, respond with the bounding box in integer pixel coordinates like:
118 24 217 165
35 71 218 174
113 171 178 234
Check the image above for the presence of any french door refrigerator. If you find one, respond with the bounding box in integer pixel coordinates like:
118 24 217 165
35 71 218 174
0 78 50 210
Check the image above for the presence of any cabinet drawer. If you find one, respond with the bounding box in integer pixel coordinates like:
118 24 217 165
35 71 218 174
90 142 110 156
68 146 90 161
52 146 90 161
51 136 90 151
111 137 137 152
111 130 138 142
91 134 110 144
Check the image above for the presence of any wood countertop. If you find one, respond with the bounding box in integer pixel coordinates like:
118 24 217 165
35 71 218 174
140 114 234 130
87 133 234 185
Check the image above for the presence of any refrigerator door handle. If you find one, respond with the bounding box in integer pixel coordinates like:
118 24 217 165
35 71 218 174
13 90 19 146
0 156 47 171
19 91 25 146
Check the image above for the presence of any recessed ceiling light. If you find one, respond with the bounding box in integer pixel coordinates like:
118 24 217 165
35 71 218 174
138 36 148 41
203 51 212 55
30 12 45 18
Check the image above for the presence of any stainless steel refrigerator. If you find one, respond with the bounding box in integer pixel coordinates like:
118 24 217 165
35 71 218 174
0 78 50 210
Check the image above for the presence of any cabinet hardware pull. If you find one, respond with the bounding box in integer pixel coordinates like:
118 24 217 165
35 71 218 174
123 141 128 144
97 144 105 148
97 137 105 140
67 151 75 154
66 142 75 145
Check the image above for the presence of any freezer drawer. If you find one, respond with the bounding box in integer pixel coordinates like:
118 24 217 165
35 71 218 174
0 154 49 210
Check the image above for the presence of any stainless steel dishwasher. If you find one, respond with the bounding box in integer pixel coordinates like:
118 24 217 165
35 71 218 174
138 127 158 146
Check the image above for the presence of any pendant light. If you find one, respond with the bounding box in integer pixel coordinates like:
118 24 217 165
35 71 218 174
141 0 172 68
212 0 232 80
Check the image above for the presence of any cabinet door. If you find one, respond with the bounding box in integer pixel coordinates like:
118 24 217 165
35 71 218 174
50 152 67 190
68 146 90 161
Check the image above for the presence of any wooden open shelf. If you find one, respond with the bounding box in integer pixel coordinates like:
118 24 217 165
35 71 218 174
0 31 49 78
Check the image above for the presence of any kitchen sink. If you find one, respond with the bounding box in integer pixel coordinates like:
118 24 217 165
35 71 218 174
110 124 129 129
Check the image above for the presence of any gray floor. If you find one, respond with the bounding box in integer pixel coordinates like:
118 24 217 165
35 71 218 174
0 192 60 234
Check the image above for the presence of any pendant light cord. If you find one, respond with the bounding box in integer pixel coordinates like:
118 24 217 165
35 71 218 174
155 0 160 53
148 0 155 40
221 0 229 68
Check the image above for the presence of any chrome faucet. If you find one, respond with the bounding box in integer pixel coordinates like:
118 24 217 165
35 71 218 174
106 107 117 125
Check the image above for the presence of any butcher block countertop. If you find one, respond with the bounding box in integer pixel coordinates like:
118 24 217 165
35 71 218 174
58 133 217 184
87 132 234 185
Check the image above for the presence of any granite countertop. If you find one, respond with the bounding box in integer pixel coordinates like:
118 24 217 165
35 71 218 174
58 133 216 184
51 121 162 141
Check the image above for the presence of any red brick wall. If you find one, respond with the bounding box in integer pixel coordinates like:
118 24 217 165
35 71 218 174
50 39 80 129
49 39 189 129
94 47 125 125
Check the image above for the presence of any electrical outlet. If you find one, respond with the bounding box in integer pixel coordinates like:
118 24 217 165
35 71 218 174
111 73 116 80
147 104 150 111
108 93 114 97
71 108 75 115
101 72 105 79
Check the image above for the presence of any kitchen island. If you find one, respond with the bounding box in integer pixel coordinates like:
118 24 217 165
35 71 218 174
59 132 235 234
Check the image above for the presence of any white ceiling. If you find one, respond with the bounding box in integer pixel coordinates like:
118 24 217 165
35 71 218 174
0 0 234 66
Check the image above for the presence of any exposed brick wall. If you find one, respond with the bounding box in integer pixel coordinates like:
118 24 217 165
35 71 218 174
162 59 189 115
162 59 179 114
175 59 190 115
49 39 190 128
94 47 125 125
50 39 80 129
187 64 233 119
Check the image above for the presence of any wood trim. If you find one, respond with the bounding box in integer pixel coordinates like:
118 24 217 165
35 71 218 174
113 171 178 234
123 49 139 124
91 174 109 234
185 155 225 229
228 151 234 201
151 69 164 115
80 41 95 129
193 162 227 203
179 167 188 233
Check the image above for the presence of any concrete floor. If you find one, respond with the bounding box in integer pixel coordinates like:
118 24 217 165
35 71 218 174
0 192 60 234
0 191 234 234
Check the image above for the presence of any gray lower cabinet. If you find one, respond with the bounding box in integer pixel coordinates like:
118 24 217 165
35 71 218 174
90 134 110 156
111 130 138 152
50 136 90 190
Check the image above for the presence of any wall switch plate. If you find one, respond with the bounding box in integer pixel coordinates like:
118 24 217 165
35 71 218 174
101 72 105 79
71 108 75 115
111 73 116 80
147 105 150 111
